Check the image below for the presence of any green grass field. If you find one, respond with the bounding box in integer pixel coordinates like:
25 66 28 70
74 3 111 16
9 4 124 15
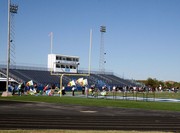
0 94 180 111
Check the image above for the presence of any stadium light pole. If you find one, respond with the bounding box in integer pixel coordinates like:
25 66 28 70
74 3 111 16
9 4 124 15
6 0 11 94
99 26 106 74
2 0 11 97
2 0 18 97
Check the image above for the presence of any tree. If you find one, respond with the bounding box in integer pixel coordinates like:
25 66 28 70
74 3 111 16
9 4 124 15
165 82 172 89
145 78 159 88
137 78 180 91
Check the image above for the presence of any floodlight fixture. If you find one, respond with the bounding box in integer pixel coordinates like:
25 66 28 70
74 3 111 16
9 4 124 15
100 26 106 33
10 4 18 14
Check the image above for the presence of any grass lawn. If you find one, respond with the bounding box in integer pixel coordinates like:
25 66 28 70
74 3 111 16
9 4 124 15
0 95 180 111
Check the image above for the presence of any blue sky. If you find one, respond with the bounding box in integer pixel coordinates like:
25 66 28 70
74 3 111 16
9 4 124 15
0 0 180 81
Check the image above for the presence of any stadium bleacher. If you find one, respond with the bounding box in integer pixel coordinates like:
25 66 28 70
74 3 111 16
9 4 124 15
0 67 141 90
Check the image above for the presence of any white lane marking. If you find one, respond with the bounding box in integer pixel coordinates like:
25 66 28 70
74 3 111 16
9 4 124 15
80 110 97 113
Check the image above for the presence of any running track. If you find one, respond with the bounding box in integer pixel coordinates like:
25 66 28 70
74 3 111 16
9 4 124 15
0 100 180 131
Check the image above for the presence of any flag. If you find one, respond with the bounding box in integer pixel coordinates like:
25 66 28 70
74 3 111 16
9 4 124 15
43 85 49 91
82 79 88 86
26 80 33 86
46 89 52 96
76 78 83 85
101 91 107 96
67 80 76 86
29 88 36 95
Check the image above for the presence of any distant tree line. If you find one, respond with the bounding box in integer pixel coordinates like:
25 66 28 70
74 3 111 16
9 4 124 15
137 78 180 90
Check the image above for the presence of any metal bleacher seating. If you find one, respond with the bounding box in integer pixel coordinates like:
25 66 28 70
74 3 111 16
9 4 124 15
9 69 60 85
1 68 140 88
99 74 136 87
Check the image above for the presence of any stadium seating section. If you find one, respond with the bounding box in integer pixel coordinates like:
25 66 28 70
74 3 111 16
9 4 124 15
0 68 139 89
